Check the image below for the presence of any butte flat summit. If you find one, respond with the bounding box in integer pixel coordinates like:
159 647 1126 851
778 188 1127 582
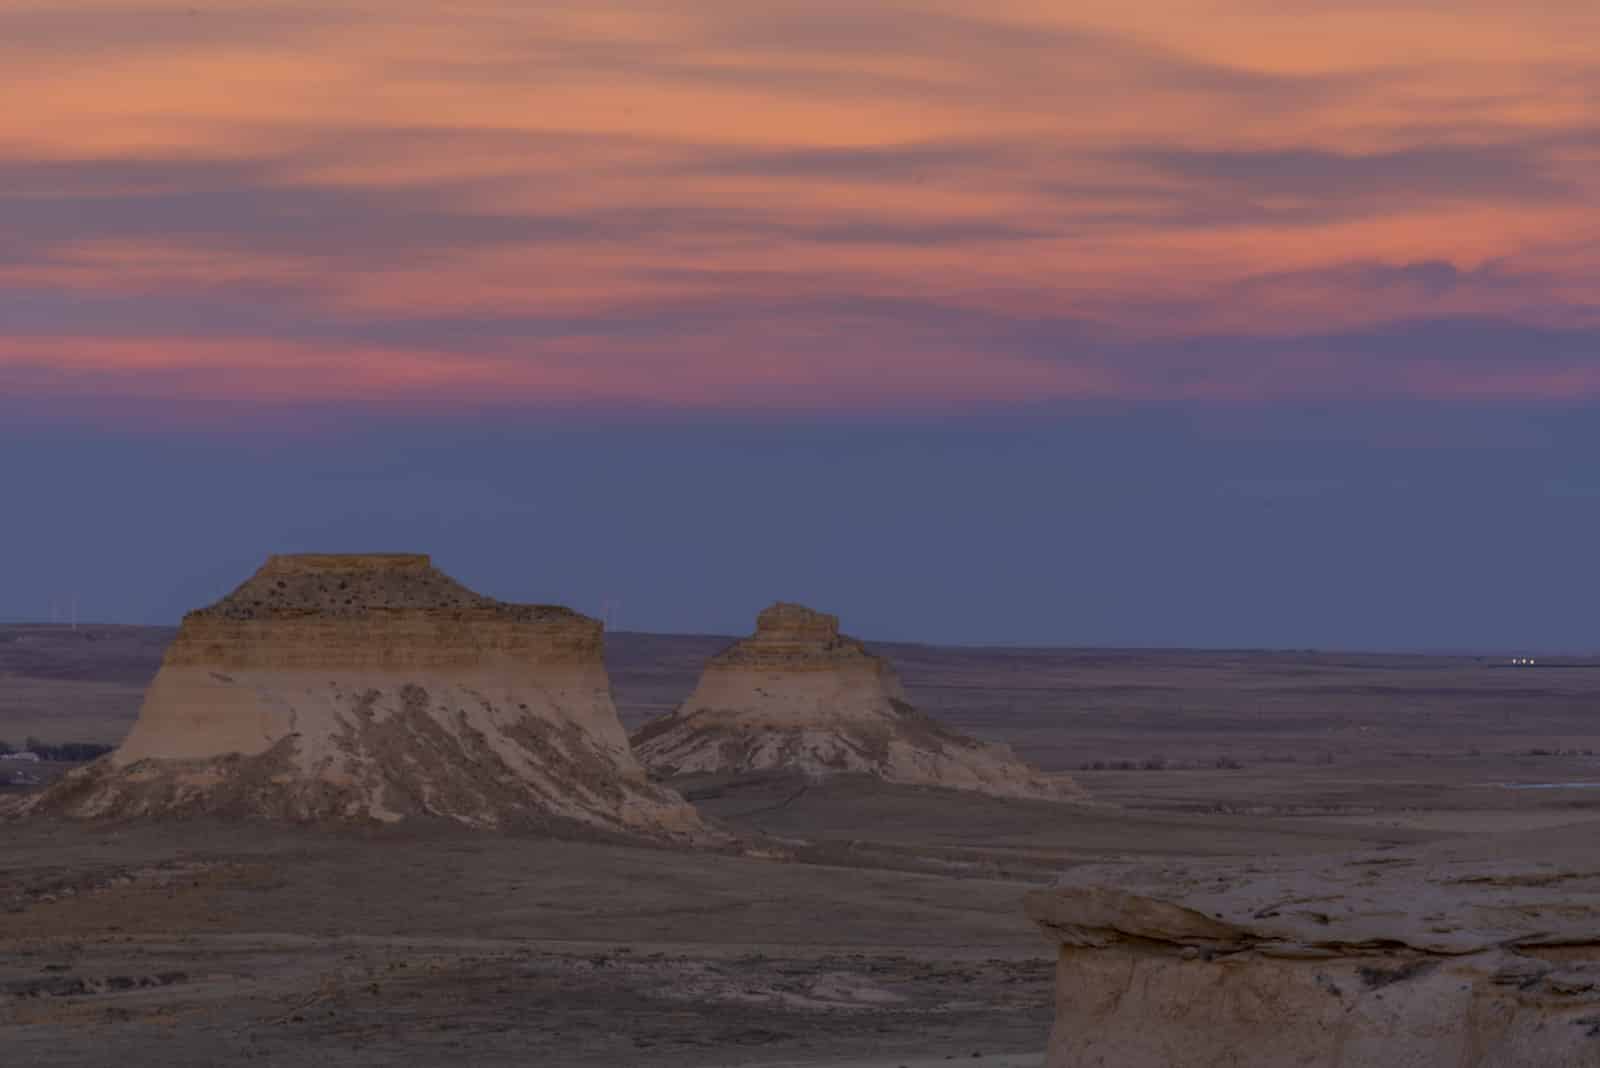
23 554 703 838
633 602 1080 801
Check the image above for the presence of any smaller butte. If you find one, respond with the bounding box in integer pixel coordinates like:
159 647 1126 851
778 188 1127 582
631 602 1081 801
19 554 706 839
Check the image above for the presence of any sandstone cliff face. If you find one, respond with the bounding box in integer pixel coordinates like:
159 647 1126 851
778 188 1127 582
632 603 1080 801
1025 835 1600 1067
23 555 704 838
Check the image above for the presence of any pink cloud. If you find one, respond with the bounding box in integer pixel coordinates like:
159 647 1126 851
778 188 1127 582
0 2 1596 420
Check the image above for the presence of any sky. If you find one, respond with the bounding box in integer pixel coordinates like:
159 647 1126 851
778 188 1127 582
2 1 1598 649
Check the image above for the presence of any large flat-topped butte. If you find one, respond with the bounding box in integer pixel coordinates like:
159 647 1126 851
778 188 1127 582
633 602 1081 801
22 554 705 837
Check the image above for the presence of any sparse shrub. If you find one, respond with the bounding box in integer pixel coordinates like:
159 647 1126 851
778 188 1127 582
1214 755 1243 770
1141 756 1168 771
1358 960 1435 989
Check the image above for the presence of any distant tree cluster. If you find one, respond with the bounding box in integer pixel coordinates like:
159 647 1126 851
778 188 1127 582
0 739 113 762
1079 754 1248 771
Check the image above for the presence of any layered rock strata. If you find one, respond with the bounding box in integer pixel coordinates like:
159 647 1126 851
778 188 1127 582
632 602 1080 801
1025 836 1600 1067
23 554 704 837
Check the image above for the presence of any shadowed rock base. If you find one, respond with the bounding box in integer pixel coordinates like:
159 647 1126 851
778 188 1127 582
1026 836 1600 1067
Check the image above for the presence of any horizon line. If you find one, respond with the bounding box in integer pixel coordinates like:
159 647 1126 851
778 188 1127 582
0 618 1591 661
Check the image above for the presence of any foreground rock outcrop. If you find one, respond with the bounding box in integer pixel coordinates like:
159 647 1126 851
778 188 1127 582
632 603 1079 801
21 554 704 837
1025 835 1600 1067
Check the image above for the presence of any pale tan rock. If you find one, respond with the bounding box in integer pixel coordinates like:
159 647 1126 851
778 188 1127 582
632 603 1081 801
20 554 707 838
1025 832 1600 1067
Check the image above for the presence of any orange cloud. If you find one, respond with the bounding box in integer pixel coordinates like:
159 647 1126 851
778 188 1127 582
0 1 1596 416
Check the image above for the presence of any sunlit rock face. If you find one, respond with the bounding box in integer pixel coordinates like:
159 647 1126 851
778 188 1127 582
1026 839 1600 1068
632 602 1081 801
22 554 705 838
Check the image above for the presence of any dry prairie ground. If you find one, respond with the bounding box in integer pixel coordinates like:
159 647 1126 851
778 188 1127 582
4 625 1600 1065
0 626 170 748
11 625 1600 770
0 780 1454 1068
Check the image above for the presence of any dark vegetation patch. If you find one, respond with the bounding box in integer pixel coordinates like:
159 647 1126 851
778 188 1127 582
0 739 114 762
1080 754 1256 771
6 972 188 998
1357 959 1435 989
